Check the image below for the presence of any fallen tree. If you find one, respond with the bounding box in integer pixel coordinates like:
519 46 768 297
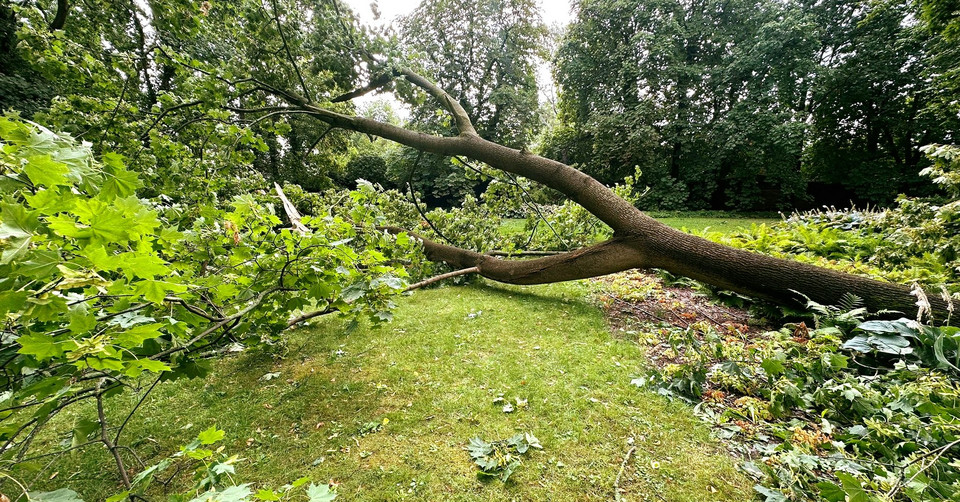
253 67 949 319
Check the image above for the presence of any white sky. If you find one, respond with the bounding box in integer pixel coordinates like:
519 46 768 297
342 0 575 117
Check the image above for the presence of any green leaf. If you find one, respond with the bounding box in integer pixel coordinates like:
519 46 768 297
842 333 912 356
68 308 97 334
88 208 129 243
131 458 172 487
23 155 70 187
114 253 169 280
466 437 492 458
135 279 187 304
753 485 788 502
761 356 785 376
105 492 129 502
17 249 62 278
187 485 252 502
72 418 99 445
0 221 30 240
0 290 29 316
835 473 870 502
114 323 163 348
305 483 337 502
18 332 68 360
1 201 40 235
123 358 171 376
99 154 141 199
1 235 31 264
817 481 846 502
28 488 85 502
197 425 225 445
857 319 918 336
341 282 366 303
255 489 281 501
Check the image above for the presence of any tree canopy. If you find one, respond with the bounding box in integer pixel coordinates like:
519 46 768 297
549 0 960 210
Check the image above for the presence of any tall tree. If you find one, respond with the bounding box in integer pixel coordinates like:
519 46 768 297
806 0 954 203
393 0 547 205
551 0 957 209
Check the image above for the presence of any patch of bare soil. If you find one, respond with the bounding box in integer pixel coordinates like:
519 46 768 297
594 270 769 337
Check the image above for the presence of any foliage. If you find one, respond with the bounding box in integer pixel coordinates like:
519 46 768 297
6 0 373 198
466 433 542 482
516 169 645 251
630 296 960 501
708 143 960 290
550 0 959 210
388 0 548 205
0 118 418 465
624 145 960 501
399 0 547 149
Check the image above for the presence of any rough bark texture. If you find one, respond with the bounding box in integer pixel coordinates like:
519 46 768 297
274 69 948 319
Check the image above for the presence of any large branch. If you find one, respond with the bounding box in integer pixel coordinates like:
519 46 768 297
50 0 68 30
267 70 950 320
384 227 647 284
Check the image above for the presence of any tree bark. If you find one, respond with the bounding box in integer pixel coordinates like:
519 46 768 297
267 69 949 320
50 0 68 31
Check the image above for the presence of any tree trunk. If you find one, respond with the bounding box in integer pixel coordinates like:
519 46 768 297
266 69 949 320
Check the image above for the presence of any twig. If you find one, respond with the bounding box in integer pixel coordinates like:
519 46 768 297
0 471 30 501
150 288 278 360
79 74 131 138
404 267 480 292
404 151 458 247
139 100 203 140
270 0 311 101
613 445 636 500
286 307 336 328
306 124 336 153
97 381 131 489
331 73 394 103
885 438 960 499
455 156 569 250
114 376 162 444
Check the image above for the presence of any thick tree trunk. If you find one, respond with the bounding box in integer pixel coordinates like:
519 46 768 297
266 69 949 320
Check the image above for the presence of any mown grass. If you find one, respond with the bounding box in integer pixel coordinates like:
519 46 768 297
502 212 780 238
647 211 779 234
20 282 752 501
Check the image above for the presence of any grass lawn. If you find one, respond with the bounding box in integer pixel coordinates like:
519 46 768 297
502 211 779 237
22 282 752 501
646 211 779 234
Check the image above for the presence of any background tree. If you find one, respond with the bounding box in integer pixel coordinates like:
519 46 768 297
806 0 950 203
394 0 548 205
549 0 959 210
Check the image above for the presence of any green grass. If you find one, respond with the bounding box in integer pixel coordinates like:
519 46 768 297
502 212 779 238
21 281 751 501
499 218 527 237
647 211 779 234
